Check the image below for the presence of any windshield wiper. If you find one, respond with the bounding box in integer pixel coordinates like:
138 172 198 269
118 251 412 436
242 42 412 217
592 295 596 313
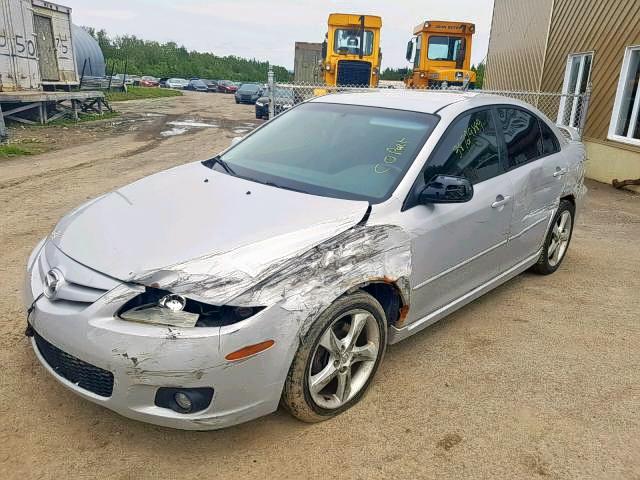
202 155 236 176
262 180 309 194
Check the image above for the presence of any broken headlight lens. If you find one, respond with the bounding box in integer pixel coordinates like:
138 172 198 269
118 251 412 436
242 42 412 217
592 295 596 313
118 288 265 328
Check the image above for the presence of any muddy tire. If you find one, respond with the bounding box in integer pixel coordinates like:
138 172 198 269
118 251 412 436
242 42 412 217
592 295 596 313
531 199 575 275
281 291 387 423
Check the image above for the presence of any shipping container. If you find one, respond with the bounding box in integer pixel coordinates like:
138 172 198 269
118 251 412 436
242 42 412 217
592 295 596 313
294 42 323 83
0 0 77 91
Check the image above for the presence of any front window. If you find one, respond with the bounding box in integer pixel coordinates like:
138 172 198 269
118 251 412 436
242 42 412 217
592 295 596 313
424 109 501 185
210 103 438 202
427 36 462 61
609 46 640 145
333 29 374 56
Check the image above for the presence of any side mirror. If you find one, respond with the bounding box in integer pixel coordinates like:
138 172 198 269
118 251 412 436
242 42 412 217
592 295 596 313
230 136 243 147
420 175 473 204
321 40 327 59
405 40 414 62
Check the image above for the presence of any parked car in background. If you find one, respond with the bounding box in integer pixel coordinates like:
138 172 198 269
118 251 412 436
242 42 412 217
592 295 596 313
125 75 140 86
139 76 159 87
235 83 264 104
202 79 218 92
217 80 238 93
185 79 209 92
159 77 170 88
166 78 189 89
24 91 586 430
255 87 295 119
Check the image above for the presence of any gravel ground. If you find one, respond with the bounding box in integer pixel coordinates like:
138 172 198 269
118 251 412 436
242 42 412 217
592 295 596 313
0 91 639 479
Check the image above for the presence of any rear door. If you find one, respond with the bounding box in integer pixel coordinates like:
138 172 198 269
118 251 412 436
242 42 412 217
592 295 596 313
496 107 567 264
33 14 59 81
405 107 514 321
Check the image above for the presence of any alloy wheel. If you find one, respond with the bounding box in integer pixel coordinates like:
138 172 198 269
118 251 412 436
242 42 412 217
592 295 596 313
548 210 572 267
308 309 381 410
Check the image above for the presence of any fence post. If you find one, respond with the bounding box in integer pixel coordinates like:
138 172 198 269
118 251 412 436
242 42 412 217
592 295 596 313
578 82 592 137
268 65 275 120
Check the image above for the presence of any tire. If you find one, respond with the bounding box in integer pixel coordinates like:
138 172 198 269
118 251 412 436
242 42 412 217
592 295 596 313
531 199 575 275
281 291 387 423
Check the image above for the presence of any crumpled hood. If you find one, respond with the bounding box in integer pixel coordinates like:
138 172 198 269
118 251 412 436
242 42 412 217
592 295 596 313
52 162 369 301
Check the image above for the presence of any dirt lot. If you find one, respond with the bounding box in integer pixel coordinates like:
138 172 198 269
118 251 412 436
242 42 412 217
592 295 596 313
1 91 639 479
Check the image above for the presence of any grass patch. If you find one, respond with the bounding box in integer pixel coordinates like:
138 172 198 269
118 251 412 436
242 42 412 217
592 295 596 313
106 86 183 102
0 144 34 158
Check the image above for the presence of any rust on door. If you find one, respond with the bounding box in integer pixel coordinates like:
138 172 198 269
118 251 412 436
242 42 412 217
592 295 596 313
33 14 59 81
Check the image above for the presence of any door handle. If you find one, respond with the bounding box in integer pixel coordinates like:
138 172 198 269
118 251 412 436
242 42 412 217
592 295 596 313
553 167 568 178
491 195 512 209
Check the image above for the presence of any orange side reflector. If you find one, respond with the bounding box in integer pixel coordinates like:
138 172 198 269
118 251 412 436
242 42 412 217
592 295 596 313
225 340 275 361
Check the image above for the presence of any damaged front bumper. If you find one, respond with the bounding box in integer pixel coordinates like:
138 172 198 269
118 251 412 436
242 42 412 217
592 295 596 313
24 244 300 430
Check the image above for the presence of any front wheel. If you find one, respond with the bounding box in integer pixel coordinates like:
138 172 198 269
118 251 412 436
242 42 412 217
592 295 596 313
281 292 387 423
531 199 575 275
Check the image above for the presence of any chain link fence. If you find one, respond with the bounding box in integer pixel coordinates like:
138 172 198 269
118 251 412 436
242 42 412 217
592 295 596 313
266 74 591 139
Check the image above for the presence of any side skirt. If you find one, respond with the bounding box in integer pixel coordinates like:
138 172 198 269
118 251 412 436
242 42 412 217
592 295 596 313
387 250 541 344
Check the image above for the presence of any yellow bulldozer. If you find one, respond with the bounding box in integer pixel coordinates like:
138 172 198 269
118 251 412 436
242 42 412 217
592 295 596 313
404 20 476 89
321 13 382 87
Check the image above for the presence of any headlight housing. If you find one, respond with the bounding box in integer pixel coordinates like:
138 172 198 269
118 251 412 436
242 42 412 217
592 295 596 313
118 288 265 328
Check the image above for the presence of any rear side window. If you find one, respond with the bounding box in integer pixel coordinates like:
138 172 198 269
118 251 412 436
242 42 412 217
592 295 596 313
496 108 543 168
423 109 502 185
539 120 561 155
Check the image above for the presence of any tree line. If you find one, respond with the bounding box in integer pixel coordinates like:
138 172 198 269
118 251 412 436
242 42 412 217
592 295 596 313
83 28 291 82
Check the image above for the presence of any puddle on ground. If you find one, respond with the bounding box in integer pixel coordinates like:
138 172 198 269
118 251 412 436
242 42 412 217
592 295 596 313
233 128 249 134
160 127 188 137
145 113 166 117
158 118 219 137
167 120 218 128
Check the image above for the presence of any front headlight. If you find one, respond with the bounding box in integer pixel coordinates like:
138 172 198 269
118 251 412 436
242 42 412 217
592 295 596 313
118 288 265 328
256 101 265 107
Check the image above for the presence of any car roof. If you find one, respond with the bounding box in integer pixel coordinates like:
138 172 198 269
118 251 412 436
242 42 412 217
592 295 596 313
310 90 530 115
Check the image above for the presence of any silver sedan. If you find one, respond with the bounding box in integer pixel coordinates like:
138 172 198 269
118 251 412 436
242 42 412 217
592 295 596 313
24 91 586 429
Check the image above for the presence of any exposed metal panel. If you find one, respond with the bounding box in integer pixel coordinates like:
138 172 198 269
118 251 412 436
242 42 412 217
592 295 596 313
484 0 554 91
33 13 57 80
540 0 640 142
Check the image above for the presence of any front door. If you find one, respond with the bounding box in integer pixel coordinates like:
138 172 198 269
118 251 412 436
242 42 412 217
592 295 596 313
403 107 513 322
33 15 59 81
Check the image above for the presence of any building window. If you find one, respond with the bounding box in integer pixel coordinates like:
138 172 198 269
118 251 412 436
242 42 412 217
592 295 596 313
609 46 640 146
557 53 593 129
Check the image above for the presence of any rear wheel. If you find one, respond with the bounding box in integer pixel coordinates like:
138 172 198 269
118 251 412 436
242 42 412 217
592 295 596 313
282 292 386 423
531 199 575 275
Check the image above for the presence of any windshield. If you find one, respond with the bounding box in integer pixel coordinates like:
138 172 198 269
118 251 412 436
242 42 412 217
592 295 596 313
334 29 374 56
211 103 438 202
192 80 206 87
239 84 261 93
427 36 463 61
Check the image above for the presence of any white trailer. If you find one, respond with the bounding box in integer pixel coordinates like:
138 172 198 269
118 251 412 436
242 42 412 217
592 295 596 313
0 0 77 92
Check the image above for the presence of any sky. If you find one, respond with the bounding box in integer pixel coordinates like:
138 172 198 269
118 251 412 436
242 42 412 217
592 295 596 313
63 0 495 70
